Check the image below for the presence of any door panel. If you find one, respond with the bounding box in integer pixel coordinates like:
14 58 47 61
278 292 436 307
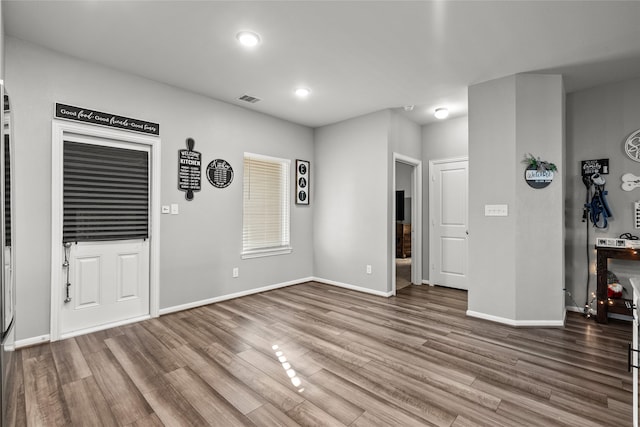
62 238 149 335
75 256 100 308
431 160 468 290
117 252 142 301
441 170 465 225
441 237 465 275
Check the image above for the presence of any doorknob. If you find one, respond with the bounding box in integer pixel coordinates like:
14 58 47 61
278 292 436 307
466 230 469 235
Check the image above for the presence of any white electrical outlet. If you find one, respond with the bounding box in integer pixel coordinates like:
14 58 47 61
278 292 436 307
233 267 239 278
171 203 179 215
366 265 372 274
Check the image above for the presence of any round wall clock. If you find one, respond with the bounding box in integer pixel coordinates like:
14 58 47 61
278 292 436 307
624 129 640 162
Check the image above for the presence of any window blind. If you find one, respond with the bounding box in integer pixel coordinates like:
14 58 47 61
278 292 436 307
242 154 290 255
63 141 149 243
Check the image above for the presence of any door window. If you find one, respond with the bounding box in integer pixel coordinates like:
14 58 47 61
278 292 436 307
63 141 149 242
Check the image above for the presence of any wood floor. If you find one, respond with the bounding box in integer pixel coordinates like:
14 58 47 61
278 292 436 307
9 282 634 426
396 258 411 291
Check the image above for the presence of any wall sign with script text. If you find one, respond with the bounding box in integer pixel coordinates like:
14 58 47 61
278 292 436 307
525 166 554 189
581 158 609 177
207 159 234 188
55 103 159 135
178 138 201 201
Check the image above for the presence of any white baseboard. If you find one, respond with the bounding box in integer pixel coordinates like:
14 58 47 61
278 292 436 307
312 277 394 297
15 334 51 349
158 277 314 315
466 310 565 327
565 305 594 315
422 279 432 286
565 305 631 321
60 315 152 341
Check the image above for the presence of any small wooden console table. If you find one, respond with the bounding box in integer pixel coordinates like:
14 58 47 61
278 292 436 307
596 246 638 323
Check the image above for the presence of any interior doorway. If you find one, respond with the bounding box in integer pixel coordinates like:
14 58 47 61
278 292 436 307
395 163 413 291
392 153 422 295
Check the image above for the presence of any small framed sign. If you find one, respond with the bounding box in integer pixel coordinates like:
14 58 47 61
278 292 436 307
296 159 310 205
55 103 159 135
581 158 609 177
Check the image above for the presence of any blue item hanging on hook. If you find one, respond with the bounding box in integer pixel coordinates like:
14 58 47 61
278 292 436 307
587 173 612 228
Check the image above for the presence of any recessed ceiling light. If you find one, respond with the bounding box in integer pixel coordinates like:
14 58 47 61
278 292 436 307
295 87 311 97
434 108 449 119
236 31 261 47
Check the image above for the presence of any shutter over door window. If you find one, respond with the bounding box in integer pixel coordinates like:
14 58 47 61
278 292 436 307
63 141 149 243
4 133 10 247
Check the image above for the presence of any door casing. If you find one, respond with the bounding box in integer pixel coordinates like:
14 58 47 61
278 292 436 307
391 153 423 295
51 120 161 341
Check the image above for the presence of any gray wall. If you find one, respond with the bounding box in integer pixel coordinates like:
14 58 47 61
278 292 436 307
566 77 640 311
513 74 565 322
313 109 421 294
468 75 518 320
313 110 390 293
0 1 4 81
468 74 564 324
7 38 314 341
421 116 468 283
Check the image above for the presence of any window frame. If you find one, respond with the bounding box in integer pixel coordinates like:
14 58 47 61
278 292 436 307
241 152 291 259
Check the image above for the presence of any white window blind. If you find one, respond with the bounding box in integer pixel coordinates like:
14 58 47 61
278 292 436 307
242 153 290 257
63 141 149 243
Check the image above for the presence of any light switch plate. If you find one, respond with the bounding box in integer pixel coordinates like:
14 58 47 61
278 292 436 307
161 205 170 214
484 204 508 216
171 203 179 215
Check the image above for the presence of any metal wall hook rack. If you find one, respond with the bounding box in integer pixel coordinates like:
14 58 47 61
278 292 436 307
629 344 640 372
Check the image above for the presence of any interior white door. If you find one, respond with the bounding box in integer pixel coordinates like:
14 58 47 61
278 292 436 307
62 239 149 335
430 159 468 290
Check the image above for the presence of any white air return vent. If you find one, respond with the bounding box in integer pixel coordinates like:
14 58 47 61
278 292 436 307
238 94 261 104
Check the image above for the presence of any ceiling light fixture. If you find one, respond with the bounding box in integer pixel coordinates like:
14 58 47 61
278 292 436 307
295 87 311 97
434 108 449 119
236 31 261 47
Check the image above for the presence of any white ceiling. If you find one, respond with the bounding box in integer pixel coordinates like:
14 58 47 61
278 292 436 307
5 1 640 128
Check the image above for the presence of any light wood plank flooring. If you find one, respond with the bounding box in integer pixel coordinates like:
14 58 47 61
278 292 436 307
10 282 634 426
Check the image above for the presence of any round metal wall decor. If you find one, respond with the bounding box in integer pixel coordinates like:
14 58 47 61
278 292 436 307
206 159 234 188
624 129 640 162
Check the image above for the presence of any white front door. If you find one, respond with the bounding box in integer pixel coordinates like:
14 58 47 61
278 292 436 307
62 240 149 335
430 159 468 290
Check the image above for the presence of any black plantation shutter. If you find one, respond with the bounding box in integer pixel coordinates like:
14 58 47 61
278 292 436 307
4 134 10 247
63 141 149 242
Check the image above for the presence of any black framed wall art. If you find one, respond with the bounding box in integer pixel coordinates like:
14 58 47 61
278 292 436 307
296 159 310 205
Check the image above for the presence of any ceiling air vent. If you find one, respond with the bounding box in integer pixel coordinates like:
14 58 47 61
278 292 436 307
238 94 261 104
